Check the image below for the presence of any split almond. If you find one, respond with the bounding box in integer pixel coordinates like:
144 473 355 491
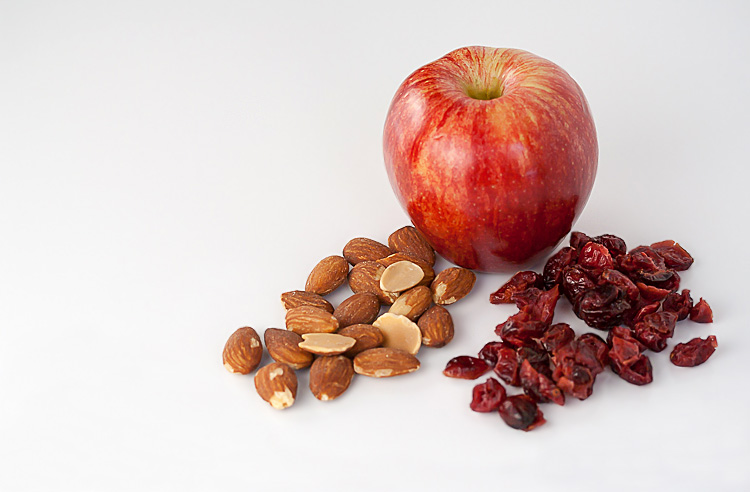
353 347 420 378
388 285 432 321
280 290 334 313
265 328 313 370
378 253 435 287
254 362 298 410
343 237 392 265
298 333 356 356
379 260 424 293
431 267 476 305
309 356 354 401
417 304 454 348
305 255 349 295
222 326 263 374
388 226 436 266
348 261 398 305
338 324 385 358
372 313 422 355
285 305 339 335
333 292 380 328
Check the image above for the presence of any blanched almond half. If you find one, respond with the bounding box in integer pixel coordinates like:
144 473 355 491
379 260 424 293
298 333 357 355
372 313 422 355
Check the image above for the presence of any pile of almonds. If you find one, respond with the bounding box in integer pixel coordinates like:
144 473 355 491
223 226 476 409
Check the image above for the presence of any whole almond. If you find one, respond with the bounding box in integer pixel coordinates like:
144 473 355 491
388 226 436 266
305 255 349 295
298 333 357 356
265 328 314 369
333 292 380 328
378 253 435 287
348 261 399 305
309 356 354 401
254 362 298 410
338 324 385 357
285 305 339 335
372 313 422 355
389 285 432 321
431 267 476 305
353 347 420 378
343 237 392 265
280 290 334 313
417 304 454 348
222 327 263 374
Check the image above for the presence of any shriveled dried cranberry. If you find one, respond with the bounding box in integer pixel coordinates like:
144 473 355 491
555 364 595 400
608 334 644 367
690 298 713 323
520 359 565 406
607 326 646 353
610 351 653 385
578 242 614 274
650 240 694 271
543 247 578 289
570 231 593 250
498 319 547 348
470 377 507 412
593 234 627 257
493 346 521 386
617 246 667 280
490 271 543 304
517 345 552 378
498 395 546 431
598 269 640 302
670 336 717 367
561 266 595 303
574 284 632 329
551 337 606 400
443 356 490 380
540 323 575 354
635 282 671 302
517 285 560 326
633 311 677 352
662 289 693 321
638 269 680 293
630 301 661 325
478 341 513 366
578 333 610 367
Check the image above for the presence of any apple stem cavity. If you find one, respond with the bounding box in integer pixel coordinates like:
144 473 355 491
464 79 504 100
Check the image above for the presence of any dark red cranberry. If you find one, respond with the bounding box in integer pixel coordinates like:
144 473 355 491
633 311 677 352
443 356 490 380
570 231 593 250
517 345 552 378
593 234 627 257
662 289 693 321
638 269 680 293
578 333 610 367
670 336 717 367
611 351 653 386
689 298 713 323
630 301 661 325
497 314 547 348
498 395 546 431
578 242 614 274
561 266 595 303
598 269 640 302
493 346 521 386
607 326 646 353
635 282 671 302
650 240 694 271
543 247 578 289
478 341 513 366
573 284 632 329
520 360 565 406
470 378 507 412
490 271 543 304
540 323 575 354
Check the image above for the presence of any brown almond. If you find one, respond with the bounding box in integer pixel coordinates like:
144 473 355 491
378 253 435 287
338 324 385 357
222 327 263 374
305 255 349 295
264 328 313 370
298 333 357 356
280 290 334 313
348 261 398 305
309 356 354 401
388 285 432 321
343 237 392 265
333 292 380 328
388 226 436 266
431 267 476 305
353 347 420 378
372 313 422 355
285 305 339 335
254 362 298 410
417 305 454 348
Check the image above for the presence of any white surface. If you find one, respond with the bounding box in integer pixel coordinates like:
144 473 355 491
1 1 749 490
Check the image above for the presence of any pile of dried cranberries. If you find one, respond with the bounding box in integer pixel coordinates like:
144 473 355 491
443 232 717 431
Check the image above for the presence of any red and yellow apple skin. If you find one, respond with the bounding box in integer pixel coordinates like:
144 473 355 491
384 47 598 272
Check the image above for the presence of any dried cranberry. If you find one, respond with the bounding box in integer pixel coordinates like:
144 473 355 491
543 247 578 289
593 234 627 257
540 323 575 354
638 269 680 293
520 360 565 406
496 310 548 348
662 289 693 321
610 350 653 385
570 231 593 250
555 364 595 400
498 395 546 431
478 341 513 366
607 326 646 353
551 337 606 400
630 301 661 325
598 269 640 302
670 336 717 367
519 285 560 326
573 284 632 329
635 282 671 302
561 266 595 303
493 346 521 386
490 271 543 304
470 378 507 412
443 356 490 380
633 311 677 352
609 334 644 367
517 345 552 378
690 298 713 323
578 242 614 274
650 240 694 271
578 333 610 367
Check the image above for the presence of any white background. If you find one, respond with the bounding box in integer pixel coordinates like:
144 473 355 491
1 1 749 490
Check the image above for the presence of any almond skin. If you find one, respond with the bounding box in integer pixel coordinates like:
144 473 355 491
305 255 349 295
338 324 385 358
417 305 454 348
389 285 432 321
378 253 435 287
254 362 298 410
309 356 355 401
264 328 313 370
333 292 380 328
222 327 263 374
353 347 421 378
280 290 334 313
431 267 476 305
343 237 392 265
348 261 399 305
388 226 436 266
285 305 339 335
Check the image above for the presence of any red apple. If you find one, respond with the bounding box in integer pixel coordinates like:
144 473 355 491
383 46 597 272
